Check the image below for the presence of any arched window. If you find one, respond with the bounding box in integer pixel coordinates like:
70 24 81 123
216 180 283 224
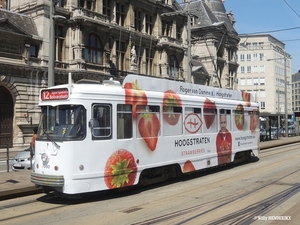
169 55 179 78
84 34 103 64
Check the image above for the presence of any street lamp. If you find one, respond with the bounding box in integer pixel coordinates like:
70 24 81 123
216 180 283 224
48 0 55 87
48 0 66 87
187 0 192 83
267 56 289 137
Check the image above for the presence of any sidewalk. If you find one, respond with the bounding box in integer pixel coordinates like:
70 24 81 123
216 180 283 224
0 170 42 200
0 136 299 200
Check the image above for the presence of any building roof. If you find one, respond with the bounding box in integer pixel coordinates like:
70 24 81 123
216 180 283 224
0 8 39 38
180 0 237 35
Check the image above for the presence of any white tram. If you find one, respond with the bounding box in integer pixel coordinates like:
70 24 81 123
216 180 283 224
31 74 259 194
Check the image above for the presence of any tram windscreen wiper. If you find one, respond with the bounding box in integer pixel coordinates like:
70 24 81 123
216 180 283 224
43 128 60 149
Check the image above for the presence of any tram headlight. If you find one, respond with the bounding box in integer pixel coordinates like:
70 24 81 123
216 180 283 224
41 153 50 164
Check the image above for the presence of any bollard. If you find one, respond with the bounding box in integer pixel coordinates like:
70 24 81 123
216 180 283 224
6 144 9 173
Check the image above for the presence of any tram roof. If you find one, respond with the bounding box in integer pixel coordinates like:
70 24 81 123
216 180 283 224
39 74 255 104
122 74 254 102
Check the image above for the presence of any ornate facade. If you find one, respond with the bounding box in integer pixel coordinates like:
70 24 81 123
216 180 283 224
0 0 238 149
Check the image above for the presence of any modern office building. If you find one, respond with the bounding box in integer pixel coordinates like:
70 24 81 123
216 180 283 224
237 34 292 128
292 71 300 117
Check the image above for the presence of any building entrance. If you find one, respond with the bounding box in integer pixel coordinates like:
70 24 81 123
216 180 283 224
0 86 13 148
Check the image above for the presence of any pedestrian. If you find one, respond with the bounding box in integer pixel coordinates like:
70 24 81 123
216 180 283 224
30 127 38 159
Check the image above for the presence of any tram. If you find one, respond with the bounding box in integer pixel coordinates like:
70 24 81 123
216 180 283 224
31 74 259 194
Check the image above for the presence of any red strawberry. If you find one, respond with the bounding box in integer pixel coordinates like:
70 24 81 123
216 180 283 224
104 149 137 189
138 113 160 151
203 98 216 129
183 160 195 173
241 91 251 107
250 109 258 132
163 90 182 126
124 80 148 119
235 104 244 130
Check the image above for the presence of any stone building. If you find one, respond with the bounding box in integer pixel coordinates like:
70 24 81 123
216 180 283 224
180 0 239 88
0 8 44 148
0 0 237 149
0 0 188 149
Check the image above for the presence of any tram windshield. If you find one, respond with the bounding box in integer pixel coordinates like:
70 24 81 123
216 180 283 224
37 105 86 141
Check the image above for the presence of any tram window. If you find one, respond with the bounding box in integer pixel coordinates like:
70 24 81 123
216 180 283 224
136 105 161 138
203 106 217 133
233 106 244 132
163 106 182 136
92 104 112 140
219 109 231 132
245 110 258 131
250 109 259 130
184 107 202 135
39 105 86 141
117 104 132 139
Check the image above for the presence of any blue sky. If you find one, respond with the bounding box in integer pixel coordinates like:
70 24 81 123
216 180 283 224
179 0 300 73
224 0 300 73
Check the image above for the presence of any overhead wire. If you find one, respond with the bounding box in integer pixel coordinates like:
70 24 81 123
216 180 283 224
284 0 300 20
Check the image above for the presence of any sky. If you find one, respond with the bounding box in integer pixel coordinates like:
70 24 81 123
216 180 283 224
179 0 300 74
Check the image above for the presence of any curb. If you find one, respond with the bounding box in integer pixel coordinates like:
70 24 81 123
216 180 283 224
260 138 300 150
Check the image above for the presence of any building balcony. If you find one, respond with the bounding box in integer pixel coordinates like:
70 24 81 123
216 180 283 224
157 36 183 48
71 8 110 24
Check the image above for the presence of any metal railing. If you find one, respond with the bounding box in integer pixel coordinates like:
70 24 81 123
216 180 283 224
0 144 12 172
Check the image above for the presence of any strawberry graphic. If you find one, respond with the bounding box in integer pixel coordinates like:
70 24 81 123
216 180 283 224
183 160 196 173
104 149 137 189
235 104 244 130
241 91 251 107
250 109 258 132
163 90 182 126
138 113 160 151
124 80 148 119
203 98 216 129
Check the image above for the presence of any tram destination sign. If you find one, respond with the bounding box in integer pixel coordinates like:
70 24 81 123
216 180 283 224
41 88 69 101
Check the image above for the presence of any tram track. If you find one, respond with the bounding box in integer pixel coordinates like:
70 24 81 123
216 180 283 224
131 174 300 225
0 144 299 225
130 145 300 225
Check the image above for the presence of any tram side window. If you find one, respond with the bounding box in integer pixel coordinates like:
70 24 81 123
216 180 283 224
163 106 182 136
136 105 161 138
243 111 256 130
184 107 202 135
233 106 244 132
249 109 259 130
219 109 231 132
117 104 132 139
203 106 217 133
92 104 112 140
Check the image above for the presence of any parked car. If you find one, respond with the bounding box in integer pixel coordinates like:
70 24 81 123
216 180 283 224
270 127 281 139
11 148 34 171
280 125 299 137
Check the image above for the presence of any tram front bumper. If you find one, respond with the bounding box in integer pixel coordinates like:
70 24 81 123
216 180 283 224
31 172 64 187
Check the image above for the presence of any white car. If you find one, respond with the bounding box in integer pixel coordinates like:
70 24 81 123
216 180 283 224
11 148 34 171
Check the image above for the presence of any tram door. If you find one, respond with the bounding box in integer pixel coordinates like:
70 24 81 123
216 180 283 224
0 87 13 148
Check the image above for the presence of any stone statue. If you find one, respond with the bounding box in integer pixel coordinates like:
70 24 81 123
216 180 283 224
131 46 137 64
